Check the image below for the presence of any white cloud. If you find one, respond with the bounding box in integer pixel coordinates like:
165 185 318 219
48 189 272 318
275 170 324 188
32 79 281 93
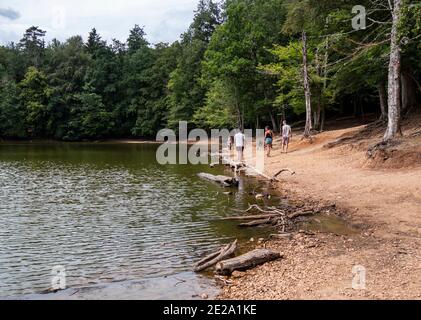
0 0 197 45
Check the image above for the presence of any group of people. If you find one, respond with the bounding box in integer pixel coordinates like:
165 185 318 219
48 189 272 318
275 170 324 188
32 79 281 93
228 120 292 161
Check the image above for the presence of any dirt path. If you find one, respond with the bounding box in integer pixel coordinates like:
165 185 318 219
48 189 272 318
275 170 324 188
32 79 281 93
219 122 421 300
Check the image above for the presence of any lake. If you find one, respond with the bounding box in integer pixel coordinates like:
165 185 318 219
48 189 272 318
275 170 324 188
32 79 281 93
0 143 275 299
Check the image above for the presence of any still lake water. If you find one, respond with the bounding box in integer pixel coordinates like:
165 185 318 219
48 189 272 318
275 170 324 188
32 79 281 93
0 143 274 299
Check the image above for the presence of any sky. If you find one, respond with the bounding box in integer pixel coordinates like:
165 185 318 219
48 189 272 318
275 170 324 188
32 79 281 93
0 0 199 46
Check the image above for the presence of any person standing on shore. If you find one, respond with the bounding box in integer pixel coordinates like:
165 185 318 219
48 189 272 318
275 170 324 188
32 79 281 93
282 120 292 154
264 126 274 157
234 129 245 162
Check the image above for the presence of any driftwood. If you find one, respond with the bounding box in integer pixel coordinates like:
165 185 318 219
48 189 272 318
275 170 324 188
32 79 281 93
222 156 245 171
198 173 239 187
245 165 295 182
194 240 238 272
238 218 274 228
219 214 281 221
216 249 282 275
232 204 285 215
272 168 296 180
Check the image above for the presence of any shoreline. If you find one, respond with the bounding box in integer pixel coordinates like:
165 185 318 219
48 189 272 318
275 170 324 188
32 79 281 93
217 123 421 300
0 138 216 146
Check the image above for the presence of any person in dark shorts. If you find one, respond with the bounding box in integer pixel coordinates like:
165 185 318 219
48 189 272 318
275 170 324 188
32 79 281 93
264 126 274 157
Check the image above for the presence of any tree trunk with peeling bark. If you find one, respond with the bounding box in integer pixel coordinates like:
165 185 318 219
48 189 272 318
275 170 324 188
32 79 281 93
302 31 312 138
384 0 402 142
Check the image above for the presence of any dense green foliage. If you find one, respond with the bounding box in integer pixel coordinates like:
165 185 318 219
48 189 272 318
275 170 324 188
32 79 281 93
0 0 419 140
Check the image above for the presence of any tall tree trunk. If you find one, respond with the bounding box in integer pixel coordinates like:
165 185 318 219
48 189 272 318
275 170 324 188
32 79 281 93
268 107 278 133
314 98 322 130
313 48 322 131
401 71 408 112
234 84 243 130
302 31 312 137
401 69 417 115
378 81 388 121
384 0 402 142
320 37 329 132
320 105 326 132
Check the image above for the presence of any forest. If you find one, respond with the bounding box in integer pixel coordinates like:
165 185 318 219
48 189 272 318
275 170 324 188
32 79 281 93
0 0 420 142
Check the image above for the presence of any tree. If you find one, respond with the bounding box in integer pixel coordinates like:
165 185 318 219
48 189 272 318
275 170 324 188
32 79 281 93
167 0 223 129
203 0 287 130
45 36 91 139
0 80 26 138
18 26 46 68
68 92 112 140
19 67 51 136
132 43 179 136
302 31 312 137
86 28 106 57
384 0 403 142
193 79 237 129
127 25 148 53
0 1 418 142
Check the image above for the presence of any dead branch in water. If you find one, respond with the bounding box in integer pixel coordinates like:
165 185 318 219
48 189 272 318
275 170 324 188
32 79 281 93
243 204 285 215
219 214 281 221
198 173 239 187
238 218 274 228
194 240 238 272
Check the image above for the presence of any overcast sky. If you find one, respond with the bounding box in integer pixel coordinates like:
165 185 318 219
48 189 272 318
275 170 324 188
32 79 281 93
0 0 198 46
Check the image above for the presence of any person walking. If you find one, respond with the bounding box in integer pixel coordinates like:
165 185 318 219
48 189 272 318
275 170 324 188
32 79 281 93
281 120 292 154
234 129 245 162
264 126 274 157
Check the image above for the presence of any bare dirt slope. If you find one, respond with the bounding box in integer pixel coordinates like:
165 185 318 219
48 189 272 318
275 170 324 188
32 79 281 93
219 115 421 300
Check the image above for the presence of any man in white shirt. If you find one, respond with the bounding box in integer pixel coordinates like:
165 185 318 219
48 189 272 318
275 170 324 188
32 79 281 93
282 120 292 154
234 129 245 161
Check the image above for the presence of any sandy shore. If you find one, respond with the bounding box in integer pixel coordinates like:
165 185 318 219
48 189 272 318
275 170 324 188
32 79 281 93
218 120 421 300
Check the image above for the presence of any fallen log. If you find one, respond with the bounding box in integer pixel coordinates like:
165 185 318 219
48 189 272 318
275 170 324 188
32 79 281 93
215 249 282 275
219 214 281 221
238 218 275 228
198 173 239 187
245 166 295 182
194 240 238 272
194 248 223 268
